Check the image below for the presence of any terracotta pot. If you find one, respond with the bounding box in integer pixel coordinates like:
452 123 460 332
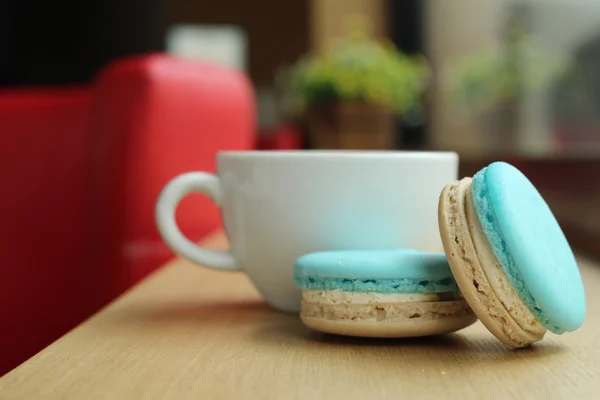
306 101 396 150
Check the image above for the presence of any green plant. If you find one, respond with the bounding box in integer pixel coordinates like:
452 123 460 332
449 27 571 113
288 26 430 120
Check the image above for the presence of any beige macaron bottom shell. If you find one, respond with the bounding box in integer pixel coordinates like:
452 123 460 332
300 292 477 338
438 178 546 348
301 314 477 339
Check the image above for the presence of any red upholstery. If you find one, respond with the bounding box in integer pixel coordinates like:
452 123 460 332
257 123 304 150
0 54 254 375
0 88 93 376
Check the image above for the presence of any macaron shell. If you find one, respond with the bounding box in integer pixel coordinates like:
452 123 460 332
301 314 477 338
472 162 586 333
463 185 545 339
294 275 459 294
294 249 454 280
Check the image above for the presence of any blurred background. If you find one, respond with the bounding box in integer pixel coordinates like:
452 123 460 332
5 0 600 155
1 0 599 375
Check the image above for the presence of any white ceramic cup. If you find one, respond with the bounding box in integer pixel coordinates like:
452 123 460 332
156 151 458 312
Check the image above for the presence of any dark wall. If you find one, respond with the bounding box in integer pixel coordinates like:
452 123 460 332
0 0 167 86
169 0 310 85
1 0 308 87
388 0 426 148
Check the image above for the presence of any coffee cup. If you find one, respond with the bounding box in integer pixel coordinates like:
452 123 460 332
156 151 458 312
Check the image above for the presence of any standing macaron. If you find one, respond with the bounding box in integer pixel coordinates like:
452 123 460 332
294 249 477 338
438 161 585 348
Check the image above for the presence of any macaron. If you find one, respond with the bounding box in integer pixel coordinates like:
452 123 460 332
293 249 477 338
438 161 586 348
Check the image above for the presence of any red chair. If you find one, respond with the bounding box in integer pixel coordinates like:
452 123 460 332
0 54 255 375
257 123 304 150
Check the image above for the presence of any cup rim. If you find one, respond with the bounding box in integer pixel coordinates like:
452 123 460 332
218 150 458 160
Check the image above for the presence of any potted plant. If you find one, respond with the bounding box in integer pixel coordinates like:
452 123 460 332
286 25 430 150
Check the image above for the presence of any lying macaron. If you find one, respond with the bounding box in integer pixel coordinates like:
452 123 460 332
293 249 477 338
438 161 586 348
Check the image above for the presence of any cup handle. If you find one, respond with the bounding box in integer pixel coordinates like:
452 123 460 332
155 172 239 271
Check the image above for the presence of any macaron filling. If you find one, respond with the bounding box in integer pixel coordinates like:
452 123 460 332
472 168 561 333
302 290 461 304
301 297 473 322
301 290 471 321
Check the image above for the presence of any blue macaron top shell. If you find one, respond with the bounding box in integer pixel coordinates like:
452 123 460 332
471 162 585 333
294 249 459 294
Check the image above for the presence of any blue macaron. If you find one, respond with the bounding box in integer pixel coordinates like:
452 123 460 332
294 249 476 338
471 162 585 334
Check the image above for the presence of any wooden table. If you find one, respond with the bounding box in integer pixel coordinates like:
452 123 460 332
2 232 600 399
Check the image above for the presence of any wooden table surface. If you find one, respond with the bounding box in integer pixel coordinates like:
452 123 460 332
2 232 600 399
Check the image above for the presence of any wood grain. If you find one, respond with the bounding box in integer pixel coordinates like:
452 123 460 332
1 231 600 399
